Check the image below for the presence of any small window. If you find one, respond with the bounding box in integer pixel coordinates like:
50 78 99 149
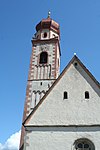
39 52 48 64
85 91 89 99
74 62 78 67
43 32 47 38
63 91 68 99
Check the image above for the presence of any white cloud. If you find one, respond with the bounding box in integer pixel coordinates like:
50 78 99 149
0 131 21 150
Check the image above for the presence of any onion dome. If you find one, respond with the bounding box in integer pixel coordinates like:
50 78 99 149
36 12 60 35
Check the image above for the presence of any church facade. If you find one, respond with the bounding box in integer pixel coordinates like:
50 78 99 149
19 14 100 150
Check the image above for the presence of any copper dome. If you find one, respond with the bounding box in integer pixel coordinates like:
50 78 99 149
36 17 60 35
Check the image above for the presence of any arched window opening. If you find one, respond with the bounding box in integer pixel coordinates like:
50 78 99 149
85 91 89 99
74 62 78 67
39 52 48 64
74 138 95 150
63 91 68 99
40 82 42 86
43 32 47 38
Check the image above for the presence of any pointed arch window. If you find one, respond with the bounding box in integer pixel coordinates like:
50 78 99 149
85 91 89 99
39 52 48 64
63 91 68 99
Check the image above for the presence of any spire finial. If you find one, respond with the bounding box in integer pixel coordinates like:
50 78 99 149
48 11 51 18
74 52 77 56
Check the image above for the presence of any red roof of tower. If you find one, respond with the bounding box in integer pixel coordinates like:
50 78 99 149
36 15 60 35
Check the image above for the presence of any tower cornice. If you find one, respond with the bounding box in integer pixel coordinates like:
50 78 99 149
32 37 59 44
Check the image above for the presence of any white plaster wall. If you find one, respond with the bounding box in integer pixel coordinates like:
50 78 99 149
36 29 59 40
31 80 54 91
25 126 100 150
50 30 59 39
30 80 55 108
27 61 100 126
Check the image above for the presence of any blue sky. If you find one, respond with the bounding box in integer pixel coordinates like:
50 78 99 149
0 0 100 149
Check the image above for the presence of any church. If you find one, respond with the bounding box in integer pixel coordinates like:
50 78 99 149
19 13 100 150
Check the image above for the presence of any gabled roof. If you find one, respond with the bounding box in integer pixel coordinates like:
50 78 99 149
23 55 100 126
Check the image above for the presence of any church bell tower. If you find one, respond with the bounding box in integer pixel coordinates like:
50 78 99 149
19 12 61 149
28 11 60 110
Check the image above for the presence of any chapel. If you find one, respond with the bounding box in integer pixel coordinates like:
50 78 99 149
19 13 100 150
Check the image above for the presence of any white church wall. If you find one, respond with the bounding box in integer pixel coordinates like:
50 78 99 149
25 126 100 150
27 62 100 126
